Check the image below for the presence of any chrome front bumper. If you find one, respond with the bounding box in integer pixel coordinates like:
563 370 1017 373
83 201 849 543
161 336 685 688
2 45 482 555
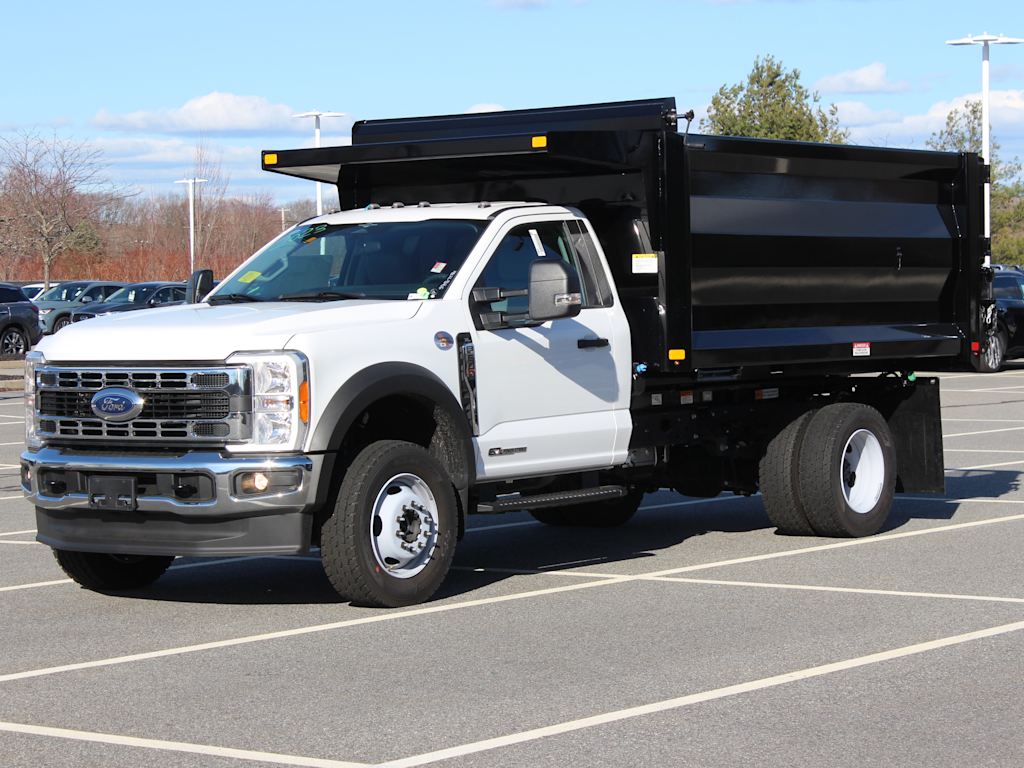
20 447 325 556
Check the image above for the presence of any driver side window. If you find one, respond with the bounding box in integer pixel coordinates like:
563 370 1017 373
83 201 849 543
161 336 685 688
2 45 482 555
474 220 589 321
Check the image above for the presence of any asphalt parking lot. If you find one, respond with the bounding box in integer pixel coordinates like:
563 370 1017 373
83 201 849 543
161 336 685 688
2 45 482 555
1 368 1023 768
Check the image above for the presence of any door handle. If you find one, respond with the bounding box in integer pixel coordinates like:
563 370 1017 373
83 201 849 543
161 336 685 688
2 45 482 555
577 337 609 349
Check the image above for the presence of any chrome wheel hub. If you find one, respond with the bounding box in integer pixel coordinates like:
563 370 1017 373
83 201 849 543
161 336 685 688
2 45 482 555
369 473 438 579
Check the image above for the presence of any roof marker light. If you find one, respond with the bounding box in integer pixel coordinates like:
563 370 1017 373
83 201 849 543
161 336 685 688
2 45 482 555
531 135 547 149
264 153 278 166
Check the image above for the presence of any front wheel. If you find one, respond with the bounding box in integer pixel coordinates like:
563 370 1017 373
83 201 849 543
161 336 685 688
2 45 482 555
53 549 174 591
321 440 458 608
52 315 72 333
798 403 896 538
530 488 644 527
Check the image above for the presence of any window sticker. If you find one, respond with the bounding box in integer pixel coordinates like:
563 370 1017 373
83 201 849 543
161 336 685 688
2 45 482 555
431 262 447 273
529 229 545 257
237 271 262 284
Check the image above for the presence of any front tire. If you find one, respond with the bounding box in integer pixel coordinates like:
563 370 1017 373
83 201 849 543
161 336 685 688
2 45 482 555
53 549 174 591
321 440 457 608
530 488 644 527
798 403 896 538
52 315 72 333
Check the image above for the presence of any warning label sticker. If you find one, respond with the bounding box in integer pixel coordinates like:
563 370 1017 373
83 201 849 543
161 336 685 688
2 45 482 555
853 342 871 357
631 253 658 274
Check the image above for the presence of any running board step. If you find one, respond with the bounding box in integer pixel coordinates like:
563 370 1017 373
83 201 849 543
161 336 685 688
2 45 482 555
477 485 626 513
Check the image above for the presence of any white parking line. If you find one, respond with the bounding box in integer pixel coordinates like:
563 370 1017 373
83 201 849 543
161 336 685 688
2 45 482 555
0 721 369 768
0 529 34 537
1 500 1021 684
952 459 1024 471
0 540 37 545
648 576 1024 605
0 441 24 446
0 496 27 501
944 426 1024 438
944 449 1024 454
942 421 1024 428
642 512 1024 578
381 619 1024 768
0 577 632 683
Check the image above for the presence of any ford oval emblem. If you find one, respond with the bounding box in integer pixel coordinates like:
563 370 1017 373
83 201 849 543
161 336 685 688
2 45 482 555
90 387 144 422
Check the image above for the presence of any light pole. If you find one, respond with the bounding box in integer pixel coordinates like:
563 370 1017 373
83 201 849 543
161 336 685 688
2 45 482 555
278 207 290 232
174 177 207 274
293 110 345 216
946 33 1023 266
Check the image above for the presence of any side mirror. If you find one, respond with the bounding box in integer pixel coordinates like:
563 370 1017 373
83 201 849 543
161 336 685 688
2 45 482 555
528 260 582 323
80 295 94 304
186 269 214 303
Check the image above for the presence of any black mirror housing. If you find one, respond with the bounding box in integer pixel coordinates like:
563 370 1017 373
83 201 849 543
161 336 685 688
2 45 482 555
186 269 215 303
528 259 582 322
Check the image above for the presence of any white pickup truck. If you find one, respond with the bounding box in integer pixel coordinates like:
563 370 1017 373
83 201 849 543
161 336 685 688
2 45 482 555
21 98 988 607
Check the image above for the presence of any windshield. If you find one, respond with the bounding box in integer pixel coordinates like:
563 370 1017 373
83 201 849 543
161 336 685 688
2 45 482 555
104 285 157 304
211 219 486 303
38 282 87 302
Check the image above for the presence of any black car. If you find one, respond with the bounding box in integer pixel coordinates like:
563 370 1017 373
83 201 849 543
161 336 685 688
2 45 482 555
0 283 42 357
984 269 1024 371
71 282 186 323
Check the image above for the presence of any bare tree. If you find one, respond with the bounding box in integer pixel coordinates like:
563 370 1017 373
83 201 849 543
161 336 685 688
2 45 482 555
0 133 124 288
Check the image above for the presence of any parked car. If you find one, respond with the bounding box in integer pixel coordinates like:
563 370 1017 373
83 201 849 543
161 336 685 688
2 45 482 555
71 282 186 323
983 269 1024 371
20 282 59 300
0 283 42 356
34 281 124 333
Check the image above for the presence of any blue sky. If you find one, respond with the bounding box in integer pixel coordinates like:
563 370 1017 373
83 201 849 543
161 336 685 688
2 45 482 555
3 0 1022 203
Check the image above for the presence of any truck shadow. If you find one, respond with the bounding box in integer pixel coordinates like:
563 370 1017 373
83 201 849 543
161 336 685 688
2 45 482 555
121 472 1023 606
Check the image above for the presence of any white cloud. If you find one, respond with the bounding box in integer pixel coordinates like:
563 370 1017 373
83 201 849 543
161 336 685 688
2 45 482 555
465 103 506 113
93 92 320 135
816 63 909 94
846 90 1024 149
835 101 901 127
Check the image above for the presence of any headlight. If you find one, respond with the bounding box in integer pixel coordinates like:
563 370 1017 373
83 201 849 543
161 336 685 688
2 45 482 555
24 351 43 450
38 308 53 315
226 351 309 453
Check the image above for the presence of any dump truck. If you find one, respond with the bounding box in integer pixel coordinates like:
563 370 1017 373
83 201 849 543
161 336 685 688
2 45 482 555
21 98 992 606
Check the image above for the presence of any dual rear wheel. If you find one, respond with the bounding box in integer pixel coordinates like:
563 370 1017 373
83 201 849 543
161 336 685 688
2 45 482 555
760 403 896 538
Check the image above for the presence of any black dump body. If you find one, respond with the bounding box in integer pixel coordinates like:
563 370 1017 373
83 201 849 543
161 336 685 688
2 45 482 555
263 98 988 378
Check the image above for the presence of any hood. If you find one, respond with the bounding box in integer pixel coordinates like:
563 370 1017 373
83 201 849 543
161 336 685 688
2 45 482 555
38 299 424 363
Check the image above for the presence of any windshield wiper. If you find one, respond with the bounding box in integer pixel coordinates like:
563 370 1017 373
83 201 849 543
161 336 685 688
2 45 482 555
208 293 264 304
277 290 367 302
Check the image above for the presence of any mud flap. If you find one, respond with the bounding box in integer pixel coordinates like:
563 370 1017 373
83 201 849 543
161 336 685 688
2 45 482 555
887 378 945 494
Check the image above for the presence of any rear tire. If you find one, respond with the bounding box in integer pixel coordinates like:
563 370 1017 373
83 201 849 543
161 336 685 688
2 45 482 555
530 488 643 527
53 549 174 591
798 403 896 538
0 326 27 357
321 440 457 608
759 410 818 535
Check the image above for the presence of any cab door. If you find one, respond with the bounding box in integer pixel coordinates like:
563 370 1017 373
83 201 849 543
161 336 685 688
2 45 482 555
465 216 631 480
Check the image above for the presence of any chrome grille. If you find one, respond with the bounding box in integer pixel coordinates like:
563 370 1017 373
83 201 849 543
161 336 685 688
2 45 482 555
35 365 250 445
